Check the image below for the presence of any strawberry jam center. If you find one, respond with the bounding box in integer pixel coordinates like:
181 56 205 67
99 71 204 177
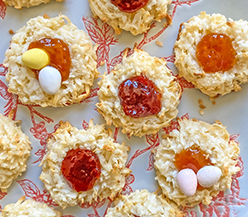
28 37 71 82
196 33 236 73
174 146 212 174
118 75 162 118
111 0 149 13
61 148 101 192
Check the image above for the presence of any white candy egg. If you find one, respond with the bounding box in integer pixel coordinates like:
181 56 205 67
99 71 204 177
177 168 197 196
197 166 222 188
39 66 62 95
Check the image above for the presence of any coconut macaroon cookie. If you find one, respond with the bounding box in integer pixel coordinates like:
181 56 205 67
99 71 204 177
40 120 131 209
4 15 98 107
3 0 63 9
97 49 181 137
105 189 184 217
0 113 31 192
153 118 240 207
174 11 248 98
88 0 172 35
0 196 61 217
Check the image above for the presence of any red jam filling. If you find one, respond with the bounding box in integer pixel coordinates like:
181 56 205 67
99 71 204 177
118 75 162 118
196 33 236 73
111 0 149 13
61 148 101 192
28 37 71 82
174 146 212 174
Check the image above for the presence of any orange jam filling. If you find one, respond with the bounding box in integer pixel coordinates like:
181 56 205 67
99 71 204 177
28 37 71 81
196 33 236 73
174 146 212 174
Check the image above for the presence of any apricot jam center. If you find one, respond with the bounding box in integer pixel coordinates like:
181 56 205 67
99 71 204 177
174 146 212 173
196 33 236 73
118 75 162 118
61 148 101 192
111 0 149 13
28 37 71 81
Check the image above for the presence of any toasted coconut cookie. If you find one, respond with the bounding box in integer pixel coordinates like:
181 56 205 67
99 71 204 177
0 113 31 192
174 11 248 97
3 0 63 9
4 15 98 107
97 49 181 137
0 196 61 217
153 118 240 207
88 0 172 35
105 189 183 217
40 120 130 209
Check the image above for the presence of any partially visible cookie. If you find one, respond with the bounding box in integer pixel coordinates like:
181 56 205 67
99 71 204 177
105 189 183 217
40 120 130 209
3 0 63 9
174 11 248 98
4 15 98 107
153 118 240 207
88 0 172 35
97 49 181 137
0 113 31 192
0 196 61 217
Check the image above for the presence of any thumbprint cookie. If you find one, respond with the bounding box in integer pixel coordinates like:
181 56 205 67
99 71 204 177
40 120 130 208
88 0 172 35
105 189 183 217
4 15 98 107
97 49 181 137
0 196 61 217
0 112 31 192
153 118 240 207
174 12 248 98
3 0 63 9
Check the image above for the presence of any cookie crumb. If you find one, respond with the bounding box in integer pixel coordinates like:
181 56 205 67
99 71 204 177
198 99 206 113
165 13 172 26
43 14 50 19
162 134 171 139
155 41 163 47
212 101 216 105
215 120 222 125
210 95 219 101
9 29 14 35
100 61 105 66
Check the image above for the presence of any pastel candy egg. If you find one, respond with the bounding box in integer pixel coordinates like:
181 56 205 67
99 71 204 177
39 66 61 95
197 166 222 188
177 168 197 196
22 48 49 70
